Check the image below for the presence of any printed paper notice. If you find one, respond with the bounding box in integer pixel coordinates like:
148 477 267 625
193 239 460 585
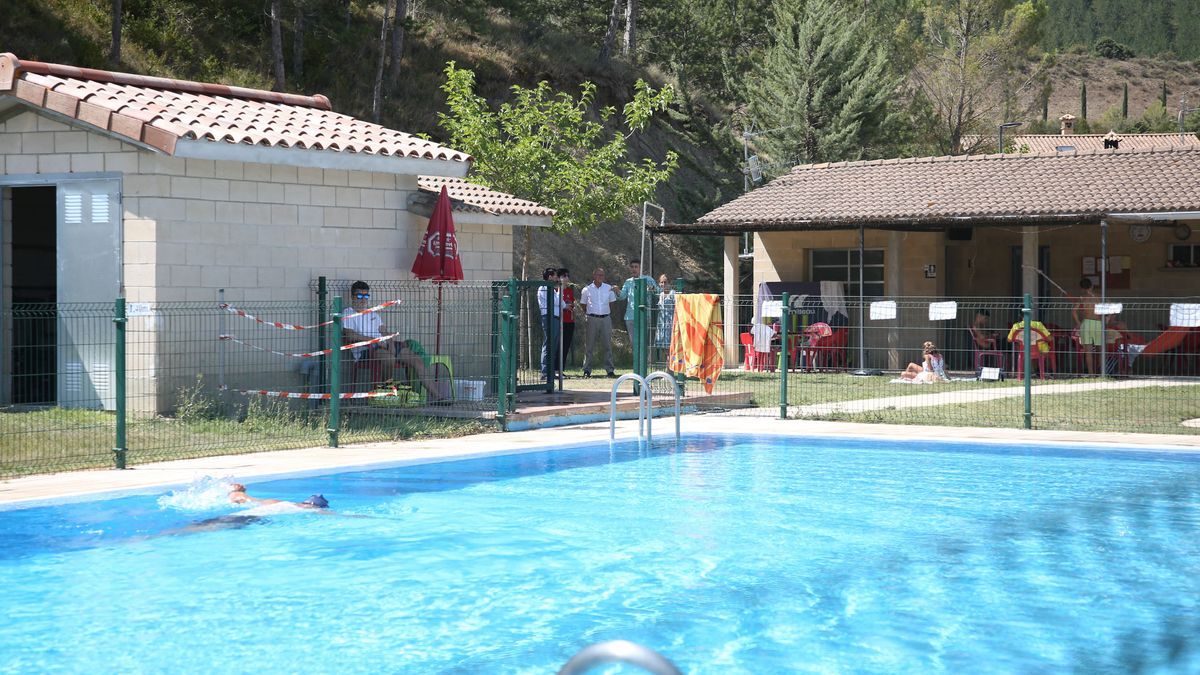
761 300 782 318
1082 257 1096 275
1095 303 1123 315
869 301 897 320
1170 304 1200 327
928 301 957 321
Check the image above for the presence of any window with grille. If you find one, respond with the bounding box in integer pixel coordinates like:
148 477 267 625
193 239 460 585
1168 244 1200 268
810 249 885 297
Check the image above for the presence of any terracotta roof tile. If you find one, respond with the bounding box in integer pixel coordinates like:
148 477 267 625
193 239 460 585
962 131 1200 153
0 52 471 165
417 176 556 218
677 147 1200 232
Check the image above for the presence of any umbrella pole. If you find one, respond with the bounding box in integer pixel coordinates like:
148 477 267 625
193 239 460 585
435 282 443 355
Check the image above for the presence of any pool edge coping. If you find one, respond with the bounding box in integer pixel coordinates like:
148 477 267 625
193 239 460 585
3 419 1200 509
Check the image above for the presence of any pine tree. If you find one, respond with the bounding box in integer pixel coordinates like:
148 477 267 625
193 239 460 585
742 0 898 166
1122 83 1128 118
1161 80 1168 107
1080 81 1087 120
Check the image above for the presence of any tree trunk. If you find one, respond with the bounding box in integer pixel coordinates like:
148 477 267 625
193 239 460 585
389 0 407 87
623 0 637 63
110 0 122 66
293 2 305 81
599 0 622 63
371 0 392 122
270 0 286 91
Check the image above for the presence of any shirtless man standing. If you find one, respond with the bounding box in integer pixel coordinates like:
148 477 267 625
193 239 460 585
1074 277 1102 375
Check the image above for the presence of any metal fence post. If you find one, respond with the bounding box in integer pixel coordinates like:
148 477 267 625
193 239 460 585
780 292 789 420
1023 292 1032 429
317 276 327 391
497 284 512 430
112 297 127 470
328 296 342 448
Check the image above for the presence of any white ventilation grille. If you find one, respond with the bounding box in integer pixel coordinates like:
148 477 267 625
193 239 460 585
64 194 83 224
64 361 84 394
92 362 110 397
90 194 110 223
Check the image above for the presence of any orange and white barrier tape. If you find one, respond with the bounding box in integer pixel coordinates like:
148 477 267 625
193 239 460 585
218 332 400 358
221 385 401 400
218 299 402 331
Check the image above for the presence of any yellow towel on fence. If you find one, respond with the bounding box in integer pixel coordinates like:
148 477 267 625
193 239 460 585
669 293 724 394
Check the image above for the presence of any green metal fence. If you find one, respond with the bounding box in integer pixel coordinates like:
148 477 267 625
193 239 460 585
3 283 1198 478
644 291 1200 434
0 281 507 478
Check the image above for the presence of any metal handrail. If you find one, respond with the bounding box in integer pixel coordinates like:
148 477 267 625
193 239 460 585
557 640 683 675
610 372 682 441
644 371 681 441
610 373 649 439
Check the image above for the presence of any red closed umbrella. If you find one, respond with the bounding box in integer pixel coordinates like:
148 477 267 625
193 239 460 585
411 185 464 353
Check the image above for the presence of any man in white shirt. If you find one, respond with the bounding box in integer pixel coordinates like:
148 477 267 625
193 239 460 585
579 267 617 377
342 281 447 401
537 267 563 379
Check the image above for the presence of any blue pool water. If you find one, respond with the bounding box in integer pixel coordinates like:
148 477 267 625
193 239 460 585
2 435 1200 673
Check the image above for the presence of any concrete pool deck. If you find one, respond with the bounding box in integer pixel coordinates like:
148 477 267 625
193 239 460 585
4 418 1200 507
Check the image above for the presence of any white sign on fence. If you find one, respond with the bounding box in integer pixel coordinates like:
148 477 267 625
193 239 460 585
1095 303 1123 316
869 301 897 320
127 303 153 317
761 300 783 318
928 301 958 321
1170 303 1200 327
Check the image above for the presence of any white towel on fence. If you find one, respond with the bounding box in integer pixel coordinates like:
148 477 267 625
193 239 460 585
821 281 848 320
750 322 775 353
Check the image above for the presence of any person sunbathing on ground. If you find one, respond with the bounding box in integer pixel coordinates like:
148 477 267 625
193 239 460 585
900 341 947 383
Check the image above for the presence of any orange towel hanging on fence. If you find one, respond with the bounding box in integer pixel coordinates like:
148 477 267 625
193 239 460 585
669 293 724 394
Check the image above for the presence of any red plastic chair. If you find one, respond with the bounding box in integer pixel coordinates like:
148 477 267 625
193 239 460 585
808 327 849 371
968 326 1004 371
740 332 775 371
1012 336 1054 379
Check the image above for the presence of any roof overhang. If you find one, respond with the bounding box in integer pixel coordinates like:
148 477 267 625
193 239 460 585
174 138 470 178
406 194 552 228
655 213 1114 235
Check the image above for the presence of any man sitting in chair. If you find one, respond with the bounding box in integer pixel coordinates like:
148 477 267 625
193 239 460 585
342 280 448 402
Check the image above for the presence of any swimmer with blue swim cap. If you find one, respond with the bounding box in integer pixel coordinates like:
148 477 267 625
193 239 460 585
229 483 330 509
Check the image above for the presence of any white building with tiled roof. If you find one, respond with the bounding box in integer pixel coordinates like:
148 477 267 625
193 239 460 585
0 53 551 410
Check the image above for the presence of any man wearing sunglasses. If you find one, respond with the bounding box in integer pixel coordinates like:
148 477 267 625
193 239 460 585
342 280 448 401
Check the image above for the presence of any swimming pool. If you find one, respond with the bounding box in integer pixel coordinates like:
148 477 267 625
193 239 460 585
2 434 1199 673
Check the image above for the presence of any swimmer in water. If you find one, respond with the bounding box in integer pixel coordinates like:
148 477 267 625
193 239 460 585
228 483 329 510
156 485 330 536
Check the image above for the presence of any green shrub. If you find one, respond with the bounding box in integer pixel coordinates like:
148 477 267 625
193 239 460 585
1094 38 1134 60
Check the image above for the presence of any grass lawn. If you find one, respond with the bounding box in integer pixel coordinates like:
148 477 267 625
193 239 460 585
796 384 1200 434
0 407 492 478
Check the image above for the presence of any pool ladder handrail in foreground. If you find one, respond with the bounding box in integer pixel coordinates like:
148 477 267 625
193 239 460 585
609 371 681 442
557 640 684 675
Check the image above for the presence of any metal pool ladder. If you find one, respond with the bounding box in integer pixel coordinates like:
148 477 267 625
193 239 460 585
610 371 681 441
557 640 683 675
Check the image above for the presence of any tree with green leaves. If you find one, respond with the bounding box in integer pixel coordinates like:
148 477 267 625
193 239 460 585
740 0 899 170
1080 80 1087 120
1122 83 1128 118
437 62 678 280
911 0 1046 155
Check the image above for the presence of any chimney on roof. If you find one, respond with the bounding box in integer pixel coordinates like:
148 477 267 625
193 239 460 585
1060 114 1076 135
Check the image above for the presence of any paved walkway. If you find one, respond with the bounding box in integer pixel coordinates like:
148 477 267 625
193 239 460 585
780 377 1199 416
4 417 1200 508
